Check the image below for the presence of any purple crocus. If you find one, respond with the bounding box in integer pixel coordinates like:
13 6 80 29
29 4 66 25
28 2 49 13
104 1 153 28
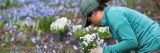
59 43 63 49
4 23 9 29
31 36 36 44
65 40 70 44
121 0 127 6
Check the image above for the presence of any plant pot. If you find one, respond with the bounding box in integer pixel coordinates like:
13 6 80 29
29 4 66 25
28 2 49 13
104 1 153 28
52 31 67 42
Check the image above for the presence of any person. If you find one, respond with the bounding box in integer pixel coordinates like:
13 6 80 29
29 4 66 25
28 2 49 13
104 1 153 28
80 0 160 53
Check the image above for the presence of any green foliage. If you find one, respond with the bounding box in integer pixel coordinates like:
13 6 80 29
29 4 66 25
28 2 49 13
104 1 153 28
0 20 5 29
17 33 27 42
80 41 97 53
3 32 12 43
126 0 137 8
73 29 86 39
0 43 6 48
37 16 55 32
4 0 10 7
24 38 35 47
97 31 110 39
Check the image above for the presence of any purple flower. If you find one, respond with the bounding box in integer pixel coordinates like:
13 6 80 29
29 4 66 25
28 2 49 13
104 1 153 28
17 32 23 37
54 45 58 49
67 31 72 36
12 25 17 29
36 45 41 49
60 11 65 16
121 0 127 6
59 5 64 10
36 45 42 53
25 17 31 20
49 38 53 44
44 44 48 49
113 0 119 6
71 1 78 7
65 40 70 44
73 7 79 17
59 43 63 49
31 37 36 44
9 30 13 34
0 16 4 20
52 0 60 5
100 42 108 47
4 23 9 29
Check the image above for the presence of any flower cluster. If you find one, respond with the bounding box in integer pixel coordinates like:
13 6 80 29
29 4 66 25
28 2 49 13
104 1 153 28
97 27 109 33
72 25 82 32
71 25 110 53
50 17 71 34
72 25 110 39
95 27 110 38
72 25 86 38
79 33 104 53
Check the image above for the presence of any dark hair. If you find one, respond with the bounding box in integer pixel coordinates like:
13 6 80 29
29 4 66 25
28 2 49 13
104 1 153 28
86 0 110 27
97 0 110 11
87 0 110 17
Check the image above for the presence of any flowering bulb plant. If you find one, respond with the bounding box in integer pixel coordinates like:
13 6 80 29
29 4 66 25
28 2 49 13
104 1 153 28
72 25 86 39
50 17 71 34
72 25 110 53
79 33 105 53
94 26 110 39
84 26 110 39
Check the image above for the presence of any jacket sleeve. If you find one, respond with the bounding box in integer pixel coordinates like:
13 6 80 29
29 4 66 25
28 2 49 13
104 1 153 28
103 10 138 53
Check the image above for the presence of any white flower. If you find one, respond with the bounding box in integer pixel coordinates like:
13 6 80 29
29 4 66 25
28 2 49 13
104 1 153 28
85 27 90 32
79 37 83 39
82 48 84 50
73 45 78 50
72 25 82 32
96 38 104 46
93 27 98 30
100 39 104 44
85 25 92 32
80 33 98 46
93 44 96 46
44 44 47 49
50 17 71 33
97 27 109 33
79 26 110 51
52 50 56 53
83 41 88 46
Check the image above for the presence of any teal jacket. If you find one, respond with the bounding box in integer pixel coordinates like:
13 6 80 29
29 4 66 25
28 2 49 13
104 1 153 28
101 6 160 53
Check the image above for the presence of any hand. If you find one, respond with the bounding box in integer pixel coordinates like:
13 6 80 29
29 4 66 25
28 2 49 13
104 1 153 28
89 47 103 53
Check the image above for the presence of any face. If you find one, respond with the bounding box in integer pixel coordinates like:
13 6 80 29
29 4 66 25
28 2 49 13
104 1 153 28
88 11 103 26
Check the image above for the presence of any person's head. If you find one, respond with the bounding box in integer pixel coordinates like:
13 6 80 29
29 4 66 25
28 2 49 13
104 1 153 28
80 0 110 27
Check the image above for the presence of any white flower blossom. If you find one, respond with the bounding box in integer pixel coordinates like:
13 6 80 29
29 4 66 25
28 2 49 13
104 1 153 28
79 26 110 52
72 25 82 32
97 27 109 33
80 33 99 46
50 17 71 33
